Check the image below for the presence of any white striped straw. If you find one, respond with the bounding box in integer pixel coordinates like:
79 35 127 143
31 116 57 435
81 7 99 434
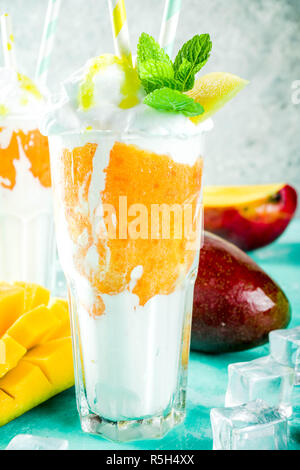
159 0 182 58
35 0 61 86
107 0 132 65
1 13 17 69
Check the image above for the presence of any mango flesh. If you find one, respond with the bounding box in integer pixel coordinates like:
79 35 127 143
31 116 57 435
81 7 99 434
7 305 59 349
47 299 72 340
0 282 73 427
191 232 291 353
0 361 53 427
0 285 25 337
0 335 27 379
0 390 15 422
24 337 74 393
15 282 50 311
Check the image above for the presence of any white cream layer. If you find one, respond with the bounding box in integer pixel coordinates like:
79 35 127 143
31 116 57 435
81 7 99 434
78 284 186 420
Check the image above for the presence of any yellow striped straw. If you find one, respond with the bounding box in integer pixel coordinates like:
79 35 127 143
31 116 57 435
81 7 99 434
107 0 132 65
1 13 17 69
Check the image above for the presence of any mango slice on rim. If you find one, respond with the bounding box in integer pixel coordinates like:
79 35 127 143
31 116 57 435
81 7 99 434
187 72 249 124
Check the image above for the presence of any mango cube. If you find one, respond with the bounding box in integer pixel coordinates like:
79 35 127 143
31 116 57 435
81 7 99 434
0 339 5 364
14 282 50 311
0 390 15 423
47 299 71 340
0 285 25 336
0 334 27 378
0 361 52 427
0 361 51 398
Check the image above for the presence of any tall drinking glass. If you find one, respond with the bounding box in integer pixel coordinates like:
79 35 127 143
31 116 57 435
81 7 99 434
0 117 56 288
49 130 206 441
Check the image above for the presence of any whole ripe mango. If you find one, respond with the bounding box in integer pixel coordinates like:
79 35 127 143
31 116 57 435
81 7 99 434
191 232 291 353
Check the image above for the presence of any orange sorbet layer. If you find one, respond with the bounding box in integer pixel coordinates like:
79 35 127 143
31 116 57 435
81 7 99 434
0 128 51 190
61 141 203 314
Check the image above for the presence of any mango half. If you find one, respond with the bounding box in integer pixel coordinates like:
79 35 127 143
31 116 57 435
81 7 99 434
204 184 298 251
191 232 291 353
0 282 74 427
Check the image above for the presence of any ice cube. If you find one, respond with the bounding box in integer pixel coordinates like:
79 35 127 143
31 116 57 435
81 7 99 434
225 356 294 417
210 399 288 450
269 327 300 384
292 384 300 419
6 434 69 450
289 384 300 440
296 349 300 386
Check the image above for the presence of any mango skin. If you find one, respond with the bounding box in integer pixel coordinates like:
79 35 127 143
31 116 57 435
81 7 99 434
191 232 291 354
204 185 298 251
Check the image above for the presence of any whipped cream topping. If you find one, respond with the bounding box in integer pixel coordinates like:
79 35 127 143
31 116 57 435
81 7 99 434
42 54 213 138
0 68 46 122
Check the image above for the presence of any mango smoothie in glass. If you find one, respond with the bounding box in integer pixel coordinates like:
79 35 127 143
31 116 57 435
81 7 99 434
0 68 56 288
44 31 246 441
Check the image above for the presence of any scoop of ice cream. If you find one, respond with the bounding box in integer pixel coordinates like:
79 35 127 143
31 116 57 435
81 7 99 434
0 68 45 120
77 54 141 111
43 54 143 135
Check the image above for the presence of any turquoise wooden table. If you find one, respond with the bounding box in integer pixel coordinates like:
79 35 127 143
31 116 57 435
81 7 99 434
0 220 299 450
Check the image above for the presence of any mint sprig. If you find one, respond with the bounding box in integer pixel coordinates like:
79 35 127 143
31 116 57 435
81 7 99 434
144 88 204 117
137 33 212 116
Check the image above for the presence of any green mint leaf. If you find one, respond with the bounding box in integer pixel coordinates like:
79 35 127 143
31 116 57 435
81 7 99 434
144 88 204 117
138 59 182 93
174 58 195 91
139 60 174 81
137 33 172 66
140 76 182 94
137 34 174 93
174 34 212 91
